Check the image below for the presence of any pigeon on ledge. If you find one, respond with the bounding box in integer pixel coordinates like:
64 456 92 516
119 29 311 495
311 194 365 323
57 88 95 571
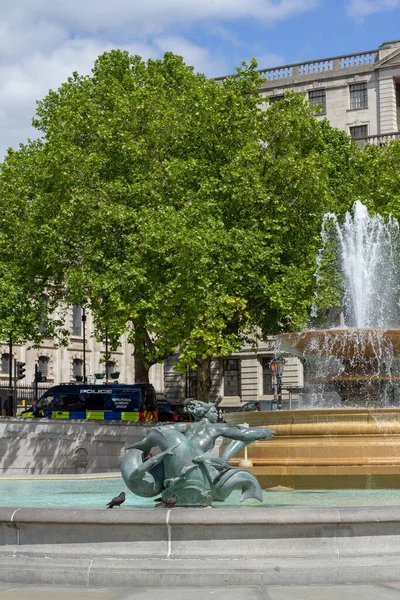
155 494 178 508
106 491 126 509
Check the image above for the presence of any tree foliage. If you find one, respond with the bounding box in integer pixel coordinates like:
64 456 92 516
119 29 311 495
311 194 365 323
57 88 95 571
0 50 368 397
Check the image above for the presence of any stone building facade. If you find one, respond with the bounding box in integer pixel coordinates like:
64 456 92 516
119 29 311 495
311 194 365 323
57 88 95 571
164 40 400 409
164 339 303 410
0 306 164 394
218 39 400 146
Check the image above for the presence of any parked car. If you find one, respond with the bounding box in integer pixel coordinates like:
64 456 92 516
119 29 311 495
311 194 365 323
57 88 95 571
235 400 272 412
157 402 192 422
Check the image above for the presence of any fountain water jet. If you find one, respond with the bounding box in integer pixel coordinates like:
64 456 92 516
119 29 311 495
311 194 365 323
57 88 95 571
225 202 400 488
282 201 400 407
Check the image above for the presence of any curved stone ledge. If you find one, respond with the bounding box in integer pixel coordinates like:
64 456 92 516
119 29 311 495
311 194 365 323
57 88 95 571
1 506 400 587
0 418 152 475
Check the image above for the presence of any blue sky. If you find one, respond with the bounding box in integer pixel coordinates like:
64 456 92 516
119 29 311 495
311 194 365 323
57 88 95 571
1 0 400 157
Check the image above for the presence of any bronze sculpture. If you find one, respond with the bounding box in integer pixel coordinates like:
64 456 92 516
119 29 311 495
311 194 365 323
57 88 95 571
121 400 275 507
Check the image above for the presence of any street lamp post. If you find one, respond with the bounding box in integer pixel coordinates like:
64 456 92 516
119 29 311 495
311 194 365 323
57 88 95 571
105 326 109 383
6 334 13 416
271 357 285 410
82 307 86 382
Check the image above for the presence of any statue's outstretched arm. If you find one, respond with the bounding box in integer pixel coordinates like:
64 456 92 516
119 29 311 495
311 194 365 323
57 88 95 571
218 425 276 463
218 424 275 442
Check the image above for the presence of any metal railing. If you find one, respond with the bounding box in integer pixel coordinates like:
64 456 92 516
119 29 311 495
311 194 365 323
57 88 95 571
0 382 53 412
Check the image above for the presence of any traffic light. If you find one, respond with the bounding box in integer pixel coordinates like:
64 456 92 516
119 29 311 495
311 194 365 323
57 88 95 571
35 369 43 383
17 361 26 380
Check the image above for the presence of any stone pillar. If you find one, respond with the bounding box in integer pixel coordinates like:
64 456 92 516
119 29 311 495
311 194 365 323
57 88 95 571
378 75 397 134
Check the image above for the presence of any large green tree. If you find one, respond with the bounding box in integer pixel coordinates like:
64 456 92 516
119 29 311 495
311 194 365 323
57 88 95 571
1 51 363 399
3 52 271 395
0 143 66 346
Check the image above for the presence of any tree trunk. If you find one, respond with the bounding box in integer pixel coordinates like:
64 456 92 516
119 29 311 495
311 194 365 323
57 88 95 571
196 357 212 402
134 349 150 383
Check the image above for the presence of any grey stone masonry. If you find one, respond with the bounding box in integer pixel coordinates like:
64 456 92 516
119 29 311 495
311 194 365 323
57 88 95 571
0 418 152 475
1 506 400 587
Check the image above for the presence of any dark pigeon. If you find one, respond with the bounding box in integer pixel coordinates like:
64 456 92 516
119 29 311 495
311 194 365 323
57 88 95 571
106 491 126 509
155 494 177 508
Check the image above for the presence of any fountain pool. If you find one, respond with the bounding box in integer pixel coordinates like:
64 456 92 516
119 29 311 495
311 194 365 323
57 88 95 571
2 476 400 508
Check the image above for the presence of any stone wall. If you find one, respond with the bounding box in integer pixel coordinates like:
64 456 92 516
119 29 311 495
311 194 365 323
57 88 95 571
0 418 150 475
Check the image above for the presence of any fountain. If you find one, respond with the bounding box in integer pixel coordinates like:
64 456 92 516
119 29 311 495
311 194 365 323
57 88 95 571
281 201 400 408
3 201 400 587
225 202 400 489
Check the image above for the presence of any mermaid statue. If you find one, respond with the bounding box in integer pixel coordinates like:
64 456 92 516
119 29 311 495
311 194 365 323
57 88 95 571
121 400 275 507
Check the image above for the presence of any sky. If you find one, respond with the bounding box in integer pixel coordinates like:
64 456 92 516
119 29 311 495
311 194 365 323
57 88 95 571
1 0 400 158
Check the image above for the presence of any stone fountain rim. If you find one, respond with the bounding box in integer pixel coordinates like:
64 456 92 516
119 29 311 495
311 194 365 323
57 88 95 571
280 327 400 338
2 504 400 587
279 327 400 360
1 504 400 524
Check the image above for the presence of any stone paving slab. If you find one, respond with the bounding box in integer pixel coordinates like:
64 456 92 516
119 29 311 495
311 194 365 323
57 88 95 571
117 588 265 600
264 583 400 599
384 583 400 591
0 584 400 600
0 587 121 600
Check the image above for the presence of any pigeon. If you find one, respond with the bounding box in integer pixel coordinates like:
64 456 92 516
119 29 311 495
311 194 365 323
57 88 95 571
155 494 178 508
106 491 126 509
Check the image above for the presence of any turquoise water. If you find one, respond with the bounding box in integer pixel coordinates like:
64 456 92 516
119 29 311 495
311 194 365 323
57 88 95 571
1 478 400 509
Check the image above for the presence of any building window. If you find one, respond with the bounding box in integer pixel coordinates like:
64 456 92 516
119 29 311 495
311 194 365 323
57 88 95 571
1 354 10 375
72 358 83 378
349 83 368 109
72 305 82 336
186 367 197 399
308 89 326 114
223 359 241 397
38 294 48 334
268 94 284 104
38 356 49 378
262 358 275 395
349 125 368 140
106 360 116 375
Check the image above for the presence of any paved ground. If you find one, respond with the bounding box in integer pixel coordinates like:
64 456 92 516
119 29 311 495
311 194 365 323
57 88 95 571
1 583 400 599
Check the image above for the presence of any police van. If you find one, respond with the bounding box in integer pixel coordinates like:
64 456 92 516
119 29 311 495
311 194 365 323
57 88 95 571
21 383 158 421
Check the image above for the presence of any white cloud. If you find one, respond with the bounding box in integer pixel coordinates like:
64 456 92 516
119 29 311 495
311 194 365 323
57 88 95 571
0 0 318 157
0 37 158 154
347 0 400 19
2 1 319 38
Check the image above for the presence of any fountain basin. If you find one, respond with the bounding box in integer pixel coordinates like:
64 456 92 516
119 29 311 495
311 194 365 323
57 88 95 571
225 408 400 489
279 328 400 360
2 505 400 586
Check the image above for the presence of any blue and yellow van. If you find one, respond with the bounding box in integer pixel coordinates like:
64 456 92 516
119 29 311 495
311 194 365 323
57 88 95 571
21 383 158 421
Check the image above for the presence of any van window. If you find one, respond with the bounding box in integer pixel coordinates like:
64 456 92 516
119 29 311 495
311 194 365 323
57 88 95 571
143 387 157 411
40 395 54 409
84 394 106 410
60 394 85 411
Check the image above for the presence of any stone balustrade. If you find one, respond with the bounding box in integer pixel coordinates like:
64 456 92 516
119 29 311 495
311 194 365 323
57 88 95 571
215 49 378 83
356 132 400 148
257 50 377 81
